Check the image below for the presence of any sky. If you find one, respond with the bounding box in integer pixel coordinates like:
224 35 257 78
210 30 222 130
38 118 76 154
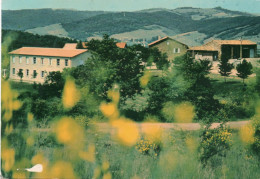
1 0 260 13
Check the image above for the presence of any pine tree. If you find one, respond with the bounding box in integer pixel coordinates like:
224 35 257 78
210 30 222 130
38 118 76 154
236 59 253 84
218 57 234 82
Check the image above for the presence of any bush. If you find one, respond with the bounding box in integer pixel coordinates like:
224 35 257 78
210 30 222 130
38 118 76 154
136 137 162 158
251 110 260 159
199 124 232 166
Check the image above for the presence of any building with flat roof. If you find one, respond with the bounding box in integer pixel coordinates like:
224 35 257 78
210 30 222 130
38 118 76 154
189 40 257 61
9 43 91 83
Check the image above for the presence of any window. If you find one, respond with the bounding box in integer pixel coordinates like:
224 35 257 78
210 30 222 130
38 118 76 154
33 70 37 78
41 71 45 78
33 57 37 64
49 58 52 65
19 56 22 63
65 59 68 66
41 58 44 65
26 57 29 64
173 48 180 53
12 56 15 63
26 69 29 76
12 68 15 75
57 59 60 66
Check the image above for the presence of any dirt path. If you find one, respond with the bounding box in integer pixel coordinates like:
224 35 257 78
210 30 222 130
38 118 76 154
93 120 250 133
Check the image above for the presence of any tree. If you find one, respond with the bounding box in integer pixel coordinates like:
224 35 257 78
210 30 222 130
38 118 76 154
36 71 65 99
148 48 169 70
173 54 220 121
72 34 144 101
76 40 84 49
17 69 23 82
236 59 253 84
218 57 234 82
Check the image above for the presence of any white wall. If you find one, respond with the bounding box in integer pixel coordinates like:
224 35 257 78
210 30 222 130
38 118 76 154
9 51 91 83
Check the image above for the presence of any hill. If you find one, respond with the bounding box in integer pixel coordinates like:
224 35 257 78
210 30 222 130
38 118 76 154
2 7 260 46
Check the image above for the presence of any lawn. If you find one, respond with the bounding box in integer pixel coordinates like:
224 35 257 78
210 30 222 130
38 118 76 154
2 122 260 179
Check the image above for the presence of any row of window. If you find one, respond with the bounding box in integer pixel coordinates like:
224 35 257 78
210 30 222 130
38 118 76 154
12 56 69 66
13 68 46 78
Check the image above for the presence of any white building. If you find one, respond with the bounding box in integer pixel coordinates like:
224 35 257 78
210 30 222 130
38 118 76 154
9 43 91 83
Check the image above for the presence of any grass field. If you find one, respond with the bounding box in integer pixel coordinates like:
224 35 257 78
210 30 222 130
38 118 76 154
3 124 260 179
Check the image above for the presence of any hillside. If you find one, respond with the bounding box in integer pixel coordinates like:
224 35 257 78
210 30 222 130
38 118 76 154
2 8 108 30
2 7 260 46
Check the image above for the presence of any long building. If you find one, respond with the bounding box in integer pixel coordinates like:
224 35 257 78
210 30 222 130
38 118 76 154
9 43 91 83
189 40 257 61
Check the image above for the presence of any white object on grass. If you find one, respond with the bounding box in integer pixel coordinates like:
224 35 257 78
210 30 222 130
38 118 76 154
17 164 43 173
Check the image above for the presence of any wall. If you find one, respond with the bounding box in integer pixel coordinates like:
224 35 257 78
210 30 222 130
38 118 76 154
9 51 91 83
150 39 188 62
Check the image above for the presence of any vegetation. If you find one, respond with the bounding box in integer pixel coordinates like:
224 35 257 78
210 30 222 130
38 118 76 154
218 57 234 82
1 33 260 178
236 59 253 84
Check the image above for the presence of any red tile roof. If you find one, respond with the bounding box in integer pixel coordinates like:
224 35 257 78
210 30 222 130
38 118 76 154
116 42 127 48
9 47 88 58
63 43 77 49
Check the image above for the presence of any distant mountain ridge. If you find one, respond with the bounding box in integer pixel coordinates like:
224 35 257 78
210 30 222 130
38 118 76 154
2 7 260 46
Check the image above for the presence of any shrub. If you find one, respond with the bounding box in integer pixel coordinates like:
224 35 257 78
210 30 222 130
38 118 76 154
251 108 260 159
199 124 232 166
135 137 162 158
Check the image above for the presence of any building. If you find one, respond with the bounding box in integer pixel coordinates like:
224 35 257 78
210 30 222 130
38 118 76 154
189 40 257 61
9 43 91 83
148 36 189 61
116 42 127 49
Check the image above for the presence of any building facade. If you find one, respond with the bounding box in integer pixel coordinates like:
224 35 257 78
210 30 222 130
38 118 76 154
148 37 189 62
9 44 91 83
189 40 257 61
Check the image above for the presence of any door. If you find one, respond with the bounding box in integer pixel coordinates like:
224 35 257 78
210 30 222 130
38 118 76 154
250 49 254 58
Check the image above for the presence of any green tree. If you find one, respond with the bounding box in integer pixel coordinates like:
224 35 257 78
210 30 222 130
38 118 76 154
236 59 253 84
79 34 144 101
173 54 220 121
149 48 169 70
76 40 84 49
17 69 24 82
218 57 234 82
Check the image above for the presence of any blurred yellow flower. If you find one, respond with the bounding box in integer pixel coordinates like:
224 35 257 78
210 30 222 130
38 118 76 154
173 102 195 123
79 144 95 162
51 161 76 178
1 80 22 121
62 77 80 109
240 124 254 144
102 161 110 171
54 117 84 148
27 112 34 122
111 118 139 146
103 172 112 179
140 71 151 88
2 148 15 172
100 102 118 118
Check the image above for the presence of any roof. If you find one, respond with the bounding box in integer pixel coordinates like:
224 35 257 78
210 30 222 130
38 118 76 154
63 43 77 49
9 47 88 58
82 42 88 49
211 40 257 45
116 42 127 49
148 36 169 47
189 45 218 51
148 36 188 47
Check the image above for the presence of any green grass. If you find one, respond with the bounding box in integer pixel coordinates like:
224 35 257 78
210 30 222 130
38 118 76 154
3 126 260 179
